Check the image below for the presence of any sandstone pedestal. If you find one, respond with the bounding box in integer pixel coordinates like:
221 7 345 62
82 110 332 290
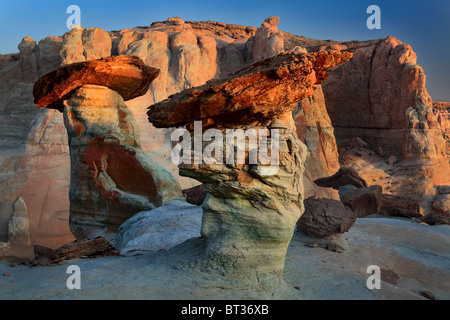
148 49 353 283
63 85 183 239
34 56 183 239
179 113 306 279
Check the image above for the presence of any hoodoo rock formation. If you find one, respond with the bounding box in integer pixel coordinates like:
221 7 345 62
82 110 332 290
1 16 449 247
148 50 353 280
0 17 301 246
0 197 35 262
33 56 183 239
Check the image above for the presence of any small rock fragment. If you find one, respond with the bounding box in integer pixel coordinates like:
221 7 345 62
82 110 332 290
355 137 368 148
387 155 398 165
419 290 436 300
381 269 400 285
376 146 384 157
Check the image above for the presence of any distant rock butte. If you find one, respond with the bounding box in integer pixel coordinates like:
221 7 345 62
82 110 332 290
323 37 450 209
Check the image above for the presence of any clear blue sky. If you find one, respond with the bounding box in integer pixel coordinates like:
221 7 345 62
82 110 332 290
0 0 449 100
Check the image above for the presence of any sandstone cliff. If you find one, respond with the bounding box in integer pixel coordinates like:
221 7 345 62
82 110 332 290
321 37 450 213
434 100 450 157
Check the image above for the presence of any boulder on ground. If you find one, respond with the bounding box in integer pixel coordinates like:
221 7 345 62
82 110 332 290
297 197 356 238
380 194 422 218
424 194 450 225
341 185 383 217
436 185 450 195
114 201 202 255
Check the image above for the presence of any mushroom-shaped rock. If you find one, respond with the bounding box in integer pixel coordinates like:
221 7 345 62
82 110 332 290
34 55 160 111
33 56 182 240
147 50 353 284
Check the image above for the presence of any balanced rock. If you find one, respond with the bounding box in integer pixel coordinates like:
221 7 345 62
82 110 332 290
148 50 353 128
148 49 353 282
297 197 356 238
33 55 160 111
33 56 183 239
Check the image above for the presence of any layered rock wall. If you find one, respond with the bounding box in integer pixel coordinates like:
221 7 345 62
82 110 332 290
434 100 450 157
322 37 450 204
323 37 448 164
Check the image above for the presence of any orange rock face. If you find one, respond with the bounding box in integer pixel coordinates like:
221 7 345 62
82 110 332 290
322 37 450 216
323 37 448 163
293 85 340 199
33 55 160 111
434 100 450 157
148 50 353 127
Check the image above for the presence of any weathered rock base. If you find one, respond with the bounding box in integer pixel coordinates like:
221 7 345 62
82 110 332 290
178 113 307 282
63 85 182 239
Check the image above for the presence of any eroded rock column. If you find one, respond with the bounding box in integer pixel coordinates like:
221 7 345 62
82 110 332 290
148 50 353 280
33 56 183 239
63 85 183 238
179 113 306 278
